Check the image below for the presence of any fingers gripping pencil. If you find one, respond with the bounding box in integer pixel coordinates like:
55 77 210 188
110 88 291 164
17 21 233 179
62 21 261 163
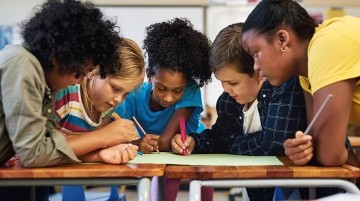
132 116 160 153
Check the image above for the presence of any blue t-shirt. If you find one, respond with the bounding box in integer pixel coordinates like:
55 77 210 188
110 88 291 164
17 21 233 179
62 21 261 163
115 82 205 137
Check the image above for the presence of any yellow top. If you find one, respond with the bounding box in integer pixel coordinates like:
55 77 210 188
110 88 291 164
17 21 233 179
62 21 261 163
300 16 360 125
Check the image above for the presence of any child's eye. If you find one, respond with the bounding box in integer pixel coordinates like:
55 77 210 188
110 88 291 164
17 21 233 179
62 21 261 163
229 82 237 86
174 89 184 94
112 87 121 92
157 87 166 91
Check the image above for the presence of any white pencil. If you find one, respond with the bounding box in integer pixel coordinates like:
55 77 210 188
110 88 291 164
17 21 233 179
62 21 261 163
132 116 160 153
304 94 333 135
132 116 146 136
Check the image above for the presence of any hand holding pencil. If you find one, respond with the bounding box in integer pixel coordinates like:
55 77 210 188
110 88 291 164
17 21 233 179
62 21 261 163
132 116 160 154
171 134 195 155
284 94 333 165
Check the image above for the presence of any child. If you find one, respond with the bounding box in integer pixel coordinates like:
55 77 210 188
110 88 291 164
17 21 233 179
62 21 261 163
171 23 307 201
114 18 212 201
241 0 360 168
55 38 144 163
0 0 120 200
56 38 144 200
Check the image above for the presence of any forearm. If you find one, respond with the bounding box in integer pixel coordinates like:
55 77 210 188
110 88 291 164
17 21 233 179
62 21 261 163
78 150 101 163
190 129 219 153
66 130 108 156
158 135 172 151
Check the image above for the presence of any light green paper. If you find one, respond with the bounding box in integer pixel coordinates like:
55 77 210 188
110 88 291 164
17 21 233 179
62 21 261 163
129 152 283 166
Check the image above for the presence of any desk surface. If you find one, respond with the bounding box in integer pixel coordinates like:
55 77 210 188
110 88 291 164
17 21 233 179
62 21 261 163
349 136 360 147
0 163 165 179
165 157 360 179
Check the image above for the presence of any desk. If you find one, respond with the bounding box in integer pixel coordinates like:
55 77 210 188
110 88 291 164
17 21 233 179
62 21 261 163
165 157 360 201
0 163 165 201
349 136 360 150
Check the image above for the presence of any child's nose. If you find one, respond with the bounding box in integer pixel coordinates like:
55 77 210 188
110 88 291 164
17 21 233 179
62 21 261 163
254 61 260 71
163 93 175 103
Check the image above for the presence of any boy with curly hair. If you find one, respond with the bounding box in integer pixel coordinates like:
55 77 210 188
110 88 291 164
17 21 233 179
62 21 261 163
0 0 121 200
114 17 213 201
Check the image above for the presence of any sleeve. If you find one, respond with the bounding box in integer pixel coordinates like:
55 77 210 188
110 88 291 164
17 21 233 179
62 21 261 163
54 87 71 122
308 17 360 94
230 78 307 156
2 57 80 167
175 83 203 114
190 93 245 154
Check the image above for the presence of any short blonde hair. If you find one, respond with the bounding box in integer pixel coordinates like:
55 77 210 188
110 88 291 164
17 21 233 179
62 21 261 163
113 38 145 83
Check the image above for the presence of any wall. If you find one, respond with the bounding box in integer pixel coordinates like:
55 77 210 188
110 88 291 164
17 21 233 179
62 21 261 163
1 0 360 107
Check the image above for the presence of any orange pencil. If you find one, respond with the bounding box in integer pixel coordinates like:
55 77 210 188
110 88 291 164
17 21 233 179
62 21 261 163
112 113 121 120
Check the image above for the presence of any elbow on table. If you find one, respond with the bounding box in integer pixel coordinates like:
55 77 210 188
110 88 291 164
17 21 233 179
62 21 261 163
316 151 347 167
21 158 44 168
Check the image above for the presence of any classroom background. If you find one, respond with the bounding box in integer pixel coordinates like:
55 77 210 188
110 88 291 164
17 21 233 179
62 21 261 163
1 0 360 200
2 0 360 116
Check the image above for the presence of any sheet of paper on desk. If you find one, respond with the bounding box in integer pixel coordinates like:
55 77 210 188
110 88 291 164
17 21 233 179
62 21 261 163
129 152 283 166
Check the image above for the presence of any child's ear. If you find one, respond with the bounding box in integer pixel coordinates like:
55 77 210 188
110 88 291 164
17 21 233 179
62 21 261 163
277 29 290 50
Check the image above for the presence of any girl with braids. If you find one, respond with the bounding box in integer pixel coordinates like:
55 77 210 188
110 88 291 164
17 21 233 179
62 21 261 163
55 38 144 201
114 18 212 201
0 0 121 200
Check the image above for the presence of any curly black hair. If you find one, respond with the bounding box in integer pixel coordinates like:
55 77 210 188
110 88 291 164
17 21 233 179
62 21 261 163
143 18 212 87
21 0 121 78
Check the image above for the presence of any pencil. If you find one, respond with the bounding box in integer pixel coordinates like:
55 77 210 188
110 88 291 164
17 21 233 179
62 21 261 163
132 116 146 136
132 116 160 153
304 94 333 135
179 115 187 156
112 113 121 120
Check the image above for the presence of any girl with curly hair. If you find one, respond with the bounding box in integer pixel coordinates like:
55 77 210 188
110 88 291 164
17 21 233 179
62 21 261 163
114 18 212 201
0 0 121 200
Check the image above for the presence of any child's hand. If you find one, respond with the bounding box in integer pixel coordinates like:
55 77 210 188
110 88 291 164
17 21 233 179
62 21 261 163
98 143 138 164
135 134 159 154
284 131 313 165
105 119 138 144
171 134 195 155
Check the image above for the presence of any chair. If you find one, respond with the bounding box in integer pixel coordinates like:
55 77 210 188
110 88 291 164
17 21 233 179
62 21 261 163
61 185 126 201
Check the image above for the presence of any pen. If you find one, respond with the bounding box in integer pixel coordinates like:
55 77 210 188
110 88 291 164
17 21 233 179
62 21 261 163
132 116 160 153
304 94 333 135
137 151 144 156
179 115 187 156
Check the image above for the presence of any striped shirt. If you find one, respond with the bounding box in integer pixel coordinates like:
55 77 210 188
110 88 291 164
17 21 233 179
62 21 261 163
55 84 111 133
